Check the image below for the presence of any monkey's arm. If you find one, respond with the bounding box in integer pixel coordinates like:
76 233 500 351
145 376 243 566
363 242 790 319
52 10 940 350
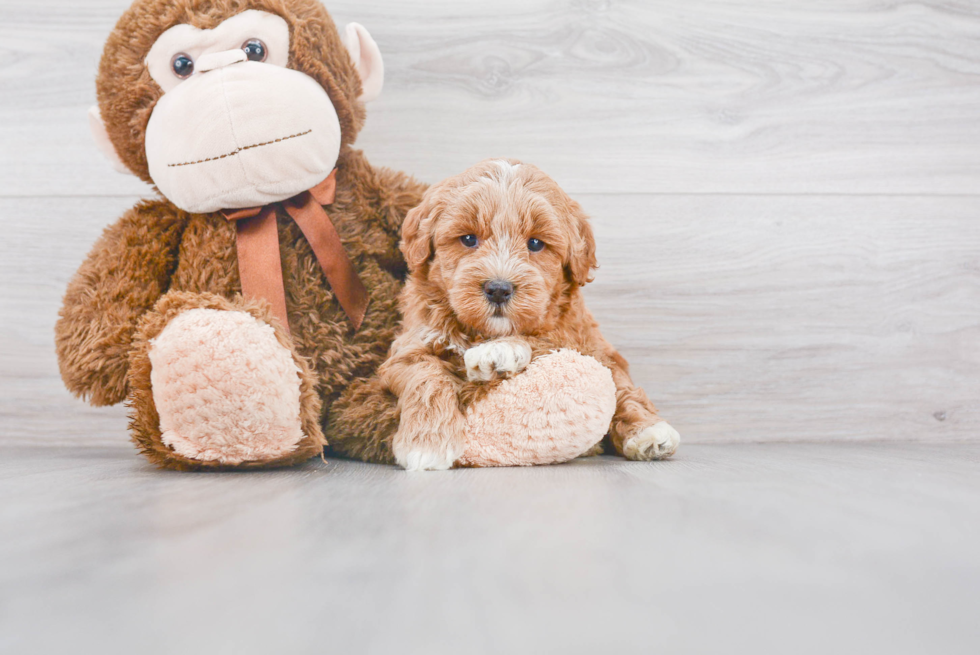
55 199 188 406
371 164 428 239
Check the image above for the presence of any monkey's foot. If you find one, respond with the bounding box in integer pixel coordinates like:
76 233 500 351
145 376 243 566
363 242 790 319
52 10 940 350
148 308 308 465
128 292 324 470
459 349 617 467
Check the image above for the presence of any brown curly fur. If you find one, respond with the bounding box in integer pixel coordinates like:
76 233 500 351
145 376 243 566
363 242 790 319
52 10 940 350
327 375 401 465
55 0 426 469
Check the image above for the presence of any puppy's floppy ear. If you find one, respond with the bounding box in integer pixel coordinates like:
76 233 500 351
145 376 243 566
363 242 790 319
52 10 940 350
401 189 446 271
565 202 598 286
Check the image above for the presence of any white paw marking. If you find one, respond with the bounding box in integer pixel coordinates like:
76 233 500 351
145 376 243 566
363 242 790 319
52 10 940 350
624 421 680 461
464 339 532 382
396 444 461 471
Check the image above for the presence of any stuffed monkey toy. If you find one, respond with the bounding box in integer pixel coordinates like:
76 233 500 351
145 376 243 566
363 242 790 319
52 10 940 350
58 0 623 471
58 0 423 470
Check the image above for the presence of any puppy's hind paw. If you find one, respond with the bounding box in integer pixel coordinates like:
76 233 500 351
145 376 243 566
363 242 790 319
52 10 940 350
623 421 680 461
397 447 459 472
464 338 532 382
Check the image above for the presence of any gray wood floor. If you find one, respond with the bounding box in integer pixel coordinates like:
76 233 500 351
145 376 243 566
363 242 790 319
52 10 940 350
2 442 978 655
1 2 978 652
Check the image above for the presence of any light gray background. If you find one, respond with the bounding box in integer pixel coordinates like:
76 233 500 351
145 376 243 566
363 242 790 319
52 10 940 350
1 2 978 654
2 0 978 446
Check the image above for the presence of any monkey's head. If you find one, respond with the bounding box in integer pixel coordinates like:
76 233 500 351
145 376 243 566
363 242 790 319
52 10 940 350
90 0 384 213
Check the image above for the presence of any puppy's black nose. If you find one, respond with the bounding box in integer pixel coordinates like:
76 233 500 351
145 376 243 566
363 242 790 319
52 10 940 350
483 279 514 305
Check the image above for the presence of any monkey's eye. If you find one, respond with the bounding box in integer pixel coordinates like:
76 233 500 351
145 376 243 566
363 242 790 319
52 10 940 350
242 39 268 62
527 238 545 252
460 234 479 248
171 53 194 79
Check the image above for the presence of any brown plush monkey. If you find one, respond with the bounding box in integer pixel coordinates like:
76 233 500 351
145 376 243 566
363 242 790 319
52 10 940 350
57 0 427 470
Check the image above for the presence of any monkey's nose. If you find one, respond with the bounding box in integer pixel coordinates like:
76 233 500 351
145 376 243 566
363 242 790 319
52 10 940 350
483 279 514 305
196 49 248 74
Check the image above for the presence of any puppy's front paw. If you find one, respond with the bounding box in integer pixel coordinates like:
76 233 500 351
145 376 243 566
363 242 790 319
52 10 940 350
623 421 680 461
464 339 532 382
392 415 465 471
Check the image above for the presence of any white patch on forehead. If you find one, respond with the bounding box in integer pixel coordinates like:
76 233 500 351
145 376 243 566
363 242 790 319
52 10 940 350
480 159 521 186
473 160 523 217
492 159 520 177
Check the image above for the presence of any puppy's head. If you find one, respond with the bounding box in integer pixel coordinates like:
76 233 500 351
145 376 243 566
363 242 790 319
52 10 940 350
401 159 597 336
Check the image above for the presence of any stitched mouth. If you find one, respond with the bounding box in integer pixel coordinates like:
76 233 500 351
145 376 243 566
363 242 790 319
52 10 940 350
167 129 312 168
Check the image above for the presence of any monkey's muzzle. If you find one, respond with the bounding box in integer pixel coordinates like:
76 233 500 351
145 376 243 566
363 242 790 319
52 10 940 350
145 60 343 214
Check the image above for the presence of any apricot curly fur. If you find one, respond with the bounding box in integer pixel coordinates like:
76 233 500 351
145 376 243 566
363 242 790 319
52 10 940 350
368 159 669 464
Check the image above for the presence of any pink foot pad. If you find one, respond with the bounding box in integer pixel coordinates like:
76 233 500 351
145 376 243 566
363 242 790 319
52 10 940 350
148 308 305 465
459 349 617 467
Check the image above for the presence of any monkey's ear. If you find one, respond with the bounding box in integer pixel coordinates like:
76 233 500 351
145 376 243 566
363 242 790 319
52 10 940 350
88 106 133 175
342 23 384 103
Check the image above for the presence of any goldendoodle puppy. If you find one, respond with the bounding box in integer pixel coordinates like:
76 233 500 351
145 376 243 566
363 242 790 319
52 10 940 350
376 158 680 470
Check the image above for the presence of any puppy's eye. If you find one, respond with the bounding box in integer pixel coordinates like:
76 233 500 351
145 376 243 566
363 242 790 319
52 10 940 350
242 39 268 62
171 53 194 79
460 234 479 248
527 238 545 252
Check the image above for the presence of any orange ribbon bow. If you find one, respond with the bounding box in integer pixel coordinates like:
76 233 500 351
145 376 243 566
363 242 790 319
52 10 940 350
221 170 368 332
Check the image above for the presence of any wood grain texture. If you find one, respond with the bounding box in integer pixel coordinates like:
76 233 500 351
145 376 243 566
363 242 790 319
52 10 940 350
2 194 976 446
2 443 978 654
581 193 980 443
0 0 977 447
1 0 979 196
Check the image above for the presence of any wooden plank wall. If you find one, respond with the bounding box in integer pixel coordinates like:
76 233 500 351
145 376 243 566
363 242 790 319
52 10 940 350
1 0 977 446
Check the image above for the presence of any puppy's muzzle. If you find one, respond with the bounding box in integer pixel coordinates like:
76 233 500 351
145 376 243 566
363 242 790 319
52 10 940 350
483 279 514 306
